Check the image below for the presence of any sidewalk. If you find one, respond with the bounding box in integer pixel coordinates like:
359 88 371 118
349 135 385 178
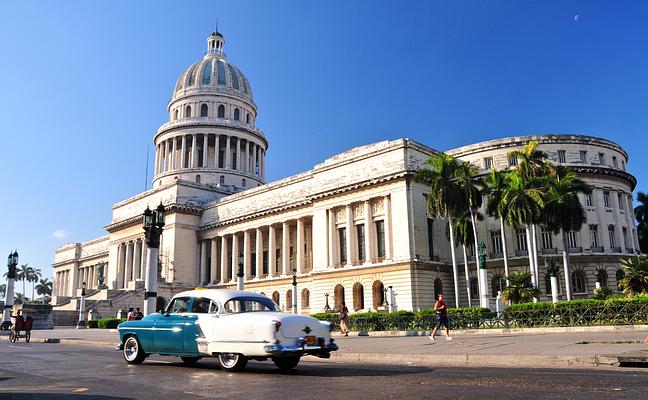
7 326 648 369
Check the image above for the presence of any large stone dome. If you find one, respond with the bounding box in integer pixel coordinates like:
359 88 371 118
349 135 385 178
171 32 254 106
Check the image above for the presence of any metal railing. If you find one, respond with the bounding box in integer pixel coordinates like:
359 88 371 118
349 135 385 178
515 250 528 257
591 247 605 253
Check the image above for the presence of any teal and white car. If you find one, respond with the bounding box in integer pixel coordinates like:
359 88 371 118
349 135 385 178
117 289 338 371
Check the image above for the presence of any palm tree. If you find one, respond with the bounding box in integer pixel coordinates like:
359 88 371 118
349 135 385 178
28 267 42 302
416 153 465 307
617 256 648 296
542 166 591 301
16 264 30 301
635 192 648 254
484 169 511 285
36 278 53 300
453 216 475 307
14 292 25 305
499 171 544 291
501 271 540 305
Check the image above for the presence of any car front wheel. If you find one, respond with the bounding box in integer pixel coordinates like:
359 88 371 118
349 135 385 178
218 353 248 372
123 336 146 365
272 356 300 371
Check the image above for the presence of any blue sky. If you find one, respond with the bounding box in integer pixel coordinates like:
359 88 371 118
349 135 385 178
1 1 647 290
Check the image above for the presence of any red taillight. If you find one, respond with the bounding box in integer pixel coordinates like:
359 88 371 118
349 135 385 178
273 321 281 332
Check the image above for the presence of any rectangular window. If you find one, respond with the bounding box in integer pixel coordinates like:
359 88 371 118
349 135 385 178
623 227 629 248
558 150 566 163
427 218 435 259
250 254 256 278
356 224 366 262
484 157 493 170
275 249 281 273
613 156 618 168
232 152 237 170
338 228 347 264
541 228 553 250
566 230 578 248
490 230 502 254
589 224 599 248
622 160 626 171
598 152 605 165
603 191 610 208
618 194 624 210
262 250 268 275
608 225 616 248
508 156 518 167
580 151 588 164
516 228 527 251
585 193 593 207
375 220 386 258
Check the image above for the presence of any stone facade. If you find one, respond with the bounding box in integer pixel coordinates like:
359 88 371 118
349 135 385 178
52 33 641 314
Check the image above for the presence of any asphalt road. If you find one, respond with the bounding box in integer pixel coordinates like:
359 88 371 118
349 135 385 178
0 342 646 400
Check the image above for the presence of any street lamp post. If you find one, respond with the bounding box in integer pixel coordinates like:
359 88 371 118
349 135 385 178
291 262 298 315
143 203 165 316
477 242 490 309
2 250 18 330
77 282 87 329
545 258 560 304
237 253 244 290
324 293 331 313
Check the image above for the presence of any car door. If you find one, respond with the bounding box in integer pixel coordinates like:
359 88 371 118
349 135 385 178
183 296 218 355
154 296 190 354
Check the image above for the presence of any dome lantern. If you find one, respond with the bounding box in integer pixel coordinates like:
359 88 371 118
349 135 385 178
207 31 225 57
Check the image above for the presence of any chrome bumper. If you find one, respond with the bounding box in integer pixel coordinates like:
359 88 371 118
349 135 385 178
264 338 338 357
115 343 124 351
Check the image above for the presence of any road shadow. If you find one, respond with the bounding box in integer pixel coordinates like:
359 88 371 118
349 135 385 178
143 358 433 378
0 394 131 400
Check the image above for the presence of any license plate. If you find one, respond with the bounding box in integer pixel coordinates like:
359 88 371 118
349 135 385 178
305 335 317 346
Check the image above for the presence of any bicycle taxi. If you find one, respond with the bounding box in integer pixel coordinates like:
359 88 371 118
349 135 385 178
9 313 33 343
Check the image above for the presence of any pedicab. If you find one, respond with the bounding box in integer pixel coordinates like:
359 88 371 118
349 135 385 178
9 314 33 343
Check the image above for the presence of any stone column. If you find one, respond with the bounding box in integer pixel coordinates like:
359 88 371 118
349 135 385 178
220 236 229 284
253 144 258 175
243 230 251 279
364 201 375 263
200 240 208 285
328 209 335 267
164 140 170 172
155 144 160 174
214 135 220 168
245 140 251 173
268 225 276 278
140 240 147 280
133 240 142 281
345 205 354 266
211 238 219 284
384 195 393 259
231 234 239 283
172 137 178 170
191 134 198 168
225 135 231 169
282 222 290 275
125 241 134 285
256 228 263 278
202 134 209 167
297 218 305 273
180 135 187 168
237 139 243 171
117 243 125 288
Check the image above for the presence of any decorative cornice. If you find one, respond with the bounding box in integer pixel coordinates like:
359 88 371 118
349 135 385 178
155 119 268 148
573 166 637 190
105 203 201 233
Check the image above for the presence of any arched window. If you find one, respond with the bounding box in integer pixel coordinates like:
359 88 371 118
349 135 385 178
434 278 443 300
544 272 561 295
272 291 280 308
470 278 479 300
174 109 179 120
234 108 240 121
491 275 506 296
372 281 384 309
219 175 225 185
195 175 201 183
572 270 587 293
301 289 310 309
352 283 364 311
334 284 345 310
616 269 625 291
246 114 250 124
217 104 225 118
201 59 212 84
286 290 293 311
596 269 608 288
200 104 208 117
227 64 239 89
241 178 246 187
185 105 192 118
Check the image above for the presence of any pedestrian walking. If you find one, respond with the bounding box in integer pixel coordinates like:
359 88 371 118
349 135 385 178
339 302 350 336
127 307 135 321
429 293 452 342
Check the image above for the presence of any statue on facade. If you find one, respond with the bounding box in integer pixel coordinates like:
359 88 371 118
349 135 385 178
96 263 105 288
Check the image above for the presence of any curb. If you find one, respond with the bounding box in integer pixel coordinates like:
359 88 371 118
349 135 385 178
332 325 648 337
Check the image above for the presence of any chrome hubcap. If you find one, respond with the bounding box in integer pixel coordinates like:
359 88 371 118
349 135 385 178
220 353 238 367
124 338 138 361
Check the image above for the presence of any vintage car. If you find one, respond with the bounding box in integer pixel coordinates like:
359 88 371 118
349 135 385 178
117 289 338 371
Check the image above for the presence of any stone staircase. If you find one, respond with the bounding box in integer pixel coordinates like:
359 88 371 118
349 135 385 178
51 289 146 325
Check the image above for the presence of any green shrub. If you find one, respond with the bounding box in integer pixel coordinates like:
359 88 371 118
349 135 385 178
310 313 339 320
86 320 99 329
593 287 616 300
97 318 127 329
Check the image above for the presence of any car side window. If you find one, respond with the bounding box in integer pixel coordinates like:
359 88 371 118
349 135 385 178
191 297 212 313
209 301 219 314
168 297 190 313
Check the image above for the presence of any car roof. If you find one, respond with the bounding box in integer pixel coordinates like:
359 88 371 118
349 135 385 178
172 289 269 304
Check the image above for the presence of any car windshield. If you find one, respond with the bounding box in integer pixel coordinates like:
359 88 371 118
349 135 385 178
223 296 276 314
